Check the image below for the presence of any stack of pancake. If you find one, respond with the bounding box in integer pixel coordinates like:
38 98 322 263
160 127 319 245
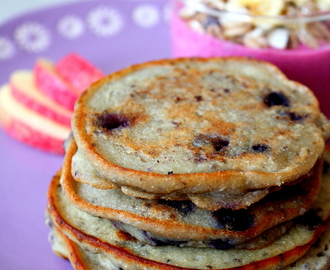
46 57 330 270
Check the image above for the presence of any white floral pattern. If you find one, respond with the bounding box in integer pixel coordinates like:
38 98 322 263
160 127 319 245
87 6 124 37
133 5 160 28
14 22 51 53
57 15 85 39
0 37 15 60
0 1 168 61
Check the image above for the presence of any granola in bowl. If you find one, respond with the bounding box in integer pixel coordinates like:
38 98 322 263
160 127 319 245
177 0 330 49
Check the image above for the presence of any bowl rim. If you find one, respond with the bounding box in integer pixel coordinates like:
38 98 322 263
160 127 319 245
178 0 330 24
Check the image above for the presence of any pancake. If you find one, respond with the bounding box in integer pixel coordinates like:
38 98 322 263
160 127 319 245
61 136 322 246
48 217 330 270
71 57 329 210
46 215 68 260
71 148 277 210
47 222 105 270
47 151 330 269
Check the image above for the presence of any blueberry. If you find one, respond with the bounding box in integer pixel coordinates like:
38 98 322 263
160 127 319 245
286 112 305 121
208 239 234 250
110 220 125 230
295 209 323 231
211 137 229 151
264 92 290 107
157 238 187 246
212 208 254 231
158 200 196 215
193 135 229 152
195 95 203 102
251 144 270 153
277 110 307 122
98 113 129 131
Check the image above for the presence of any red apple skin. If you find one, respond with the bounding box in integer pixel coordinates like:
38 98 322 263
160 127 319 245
0 85 70 155
10 71 72 127
34 59 78 111
0 107 65 155
55 53 104 95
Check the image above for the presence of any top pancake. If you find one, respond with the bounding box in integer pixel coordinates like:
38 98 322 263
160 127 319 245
72 57 330 195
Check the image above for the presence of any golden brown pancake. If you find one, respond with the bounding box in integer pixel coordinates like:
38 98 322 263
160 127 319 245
47 151 330 269
61 136 322 247
71 57 329 210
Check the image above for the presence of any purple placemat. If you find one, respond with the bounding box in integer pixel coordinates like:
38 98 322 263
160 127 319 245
0 0 170 269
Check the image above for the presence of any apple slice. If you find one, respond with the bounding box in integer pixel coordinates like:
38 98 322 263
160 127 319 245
10 70 73 127
34 58 78 111
55 53 104 95
0 85 71 154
